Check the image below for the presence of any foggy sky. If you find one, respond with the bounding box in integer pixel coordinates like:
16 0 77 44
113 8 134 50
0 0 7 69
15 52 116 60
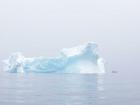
0 0 140 73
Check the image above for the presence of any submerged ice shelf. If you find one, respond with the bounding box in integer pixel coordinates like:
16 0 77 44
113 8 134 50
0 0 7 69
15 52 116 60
3 42 105 73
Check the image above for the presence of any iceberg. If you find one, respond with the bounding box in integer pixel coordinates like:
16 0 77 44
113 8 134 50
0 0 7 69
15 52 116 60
3 42 105 73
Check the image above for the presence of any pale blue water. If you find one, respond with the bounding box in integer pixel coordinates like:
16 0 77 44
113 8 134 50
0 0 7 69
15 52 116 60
0 72 139 105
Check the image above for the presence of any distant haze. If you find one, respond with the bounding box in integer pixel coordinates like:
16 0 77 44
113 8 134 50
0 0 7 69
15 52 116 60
0 0 140 74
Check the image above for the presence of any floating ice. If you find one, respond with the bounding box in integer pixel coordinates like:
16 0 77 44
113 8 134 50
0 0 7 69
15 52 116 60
3 42 105 73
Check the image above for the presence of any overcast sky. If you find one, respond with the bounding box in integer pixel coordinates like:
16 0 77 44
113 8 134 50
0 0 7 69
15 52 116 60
0 0 140 74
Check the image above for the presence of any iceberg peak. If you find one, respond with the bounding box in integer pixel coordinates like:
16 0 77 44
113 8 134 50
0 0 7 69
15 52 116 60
61 42 97 57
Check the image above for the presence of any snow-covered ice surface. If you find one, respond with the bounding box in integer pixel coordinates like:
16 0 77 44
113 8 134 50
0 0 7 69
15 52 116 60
3 42 105 73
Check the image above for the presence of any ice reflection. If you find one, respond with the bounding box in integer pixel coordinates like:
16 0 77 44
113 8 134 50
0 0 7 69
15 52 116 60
0 73 105 105
52 74 105 105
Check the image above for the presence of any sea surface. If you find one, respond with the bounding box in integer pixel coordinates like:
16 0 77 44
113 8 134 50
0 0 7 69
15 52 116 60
0 71 139 105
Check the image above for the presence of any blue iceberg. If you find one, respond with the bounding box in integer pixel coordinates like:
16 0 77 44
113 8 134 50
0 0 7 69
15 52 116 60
3 42 105 73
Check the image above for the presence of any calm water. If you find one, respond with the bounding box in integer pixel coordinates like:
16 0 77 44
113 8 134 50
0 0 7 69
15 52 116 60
0 72 140 105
